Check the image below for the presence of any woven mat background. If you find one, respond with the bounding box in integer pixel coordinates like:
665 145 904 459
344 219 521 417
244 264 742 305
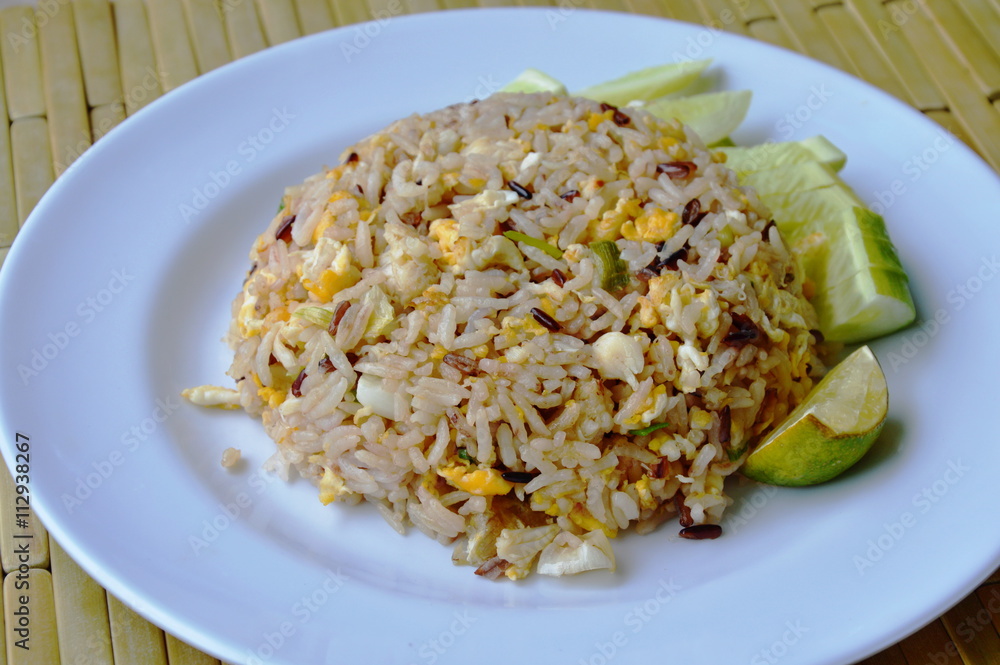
0 0 998 663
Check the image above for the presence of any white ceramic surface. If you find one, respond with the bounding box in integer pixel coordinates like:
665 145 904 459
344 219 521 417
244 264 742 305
2 8 999 665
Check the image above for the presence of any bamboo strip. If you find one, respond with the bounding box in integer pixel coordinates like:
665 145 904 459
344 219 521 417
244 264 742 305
9 118 53 226
50 540 114 665
895 2 1000 171
441 0 477 7
181 0 232 74
668 1 703 24
403 0 440 12
842 0 945 111
330 0 372 25
256 0 301 44
958 1 1000 65
3 569 59 664
0 561 5 665
815 4 913 105
898 619 964 665
923 109 974 151
921 0 1000 98
165 634 219 665
479 0 533 6
107 595 168 665
38 3 90 176
222 0 267 59
145 0 200 91
624 0 669 17
112 0 163 116
940 591 1000 665
856 643 908 665
978 585 1000 632
586 0 624 11
294 0 335 34
733 0 771 23
71 0 122 107
0 7 46 120
0 466 49 572
89 102 126 142
696 0 749 35
0 62 16 248
764 0 852 73
746 16 795 51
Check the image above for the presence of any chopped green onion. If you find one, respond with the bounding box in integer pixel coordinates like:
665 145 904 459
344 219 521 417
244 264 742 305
726 444 747 462
629 422 672 437
292 306 334 327
457 448 472 462
589 241 630 292
503 230 563 259
278 200 285 212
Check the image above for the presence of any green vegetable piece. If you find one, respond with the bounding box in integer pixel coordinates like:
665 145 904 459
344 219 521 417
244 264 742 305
573 60 711 107
629 422 672 437
643 90 752 146
457 448 472 462
503 230 563 259
292 307 334 327
500 68 568 95
589 241 630 292
278 201 285 213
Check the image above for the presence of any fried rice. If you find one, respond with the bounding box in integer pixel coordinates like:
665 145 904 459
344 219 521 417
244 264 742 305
191 92 823 579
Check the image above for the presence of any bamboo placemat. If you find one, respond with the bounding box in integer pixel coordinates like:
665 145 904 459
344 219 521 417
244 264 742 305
1 0 998 663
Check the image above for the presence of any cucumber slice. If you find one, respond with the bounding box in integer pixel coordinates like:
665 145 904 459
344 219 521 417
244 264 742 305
644 90 752 146
809 268 915 344
500 68 568 95
742 161 839 198
719 136 847 177
573 60 711 107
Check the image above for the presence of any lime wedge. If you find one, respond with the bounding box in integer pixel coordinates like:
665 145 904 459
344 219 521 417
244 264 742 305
718 136 847 177
644 90 752 145
741 345 888 486
809 269 915 343
573 60 711 107
500 68 568 95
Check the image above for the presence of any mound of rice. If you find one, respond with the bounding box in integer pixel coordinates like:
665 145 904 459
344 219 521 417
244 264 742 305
216 92 822 579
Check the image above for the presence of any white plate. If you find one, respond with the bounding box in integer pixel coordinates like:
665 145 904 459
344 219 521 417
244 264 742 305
2 8 999 665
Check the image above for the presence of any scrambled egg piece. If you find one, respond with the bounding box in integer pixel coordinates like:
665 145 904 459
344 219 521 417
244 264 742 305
180 385 241 410
437 465 513 496
590 198 644 242
635 477 657 511
318 468 351 505
620 209 680 243
302 243 361 302
428 218 472 270
568 504 617 538
587 110 614 131
257 386 285 409
624 385 667 426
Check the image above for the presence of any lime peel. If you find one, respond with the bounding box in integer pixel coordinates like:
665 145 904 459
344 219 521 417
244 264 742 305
741 345 888 486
